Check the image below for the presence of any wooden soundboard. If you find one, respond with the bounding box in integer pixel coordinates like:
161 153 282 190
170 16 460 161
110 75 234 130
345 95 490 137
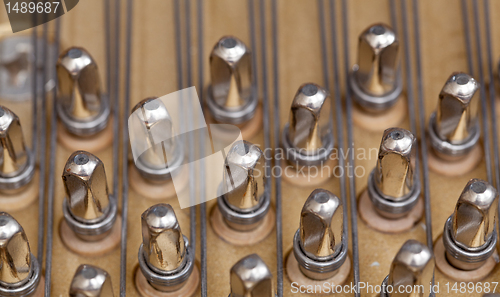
1 0 500 296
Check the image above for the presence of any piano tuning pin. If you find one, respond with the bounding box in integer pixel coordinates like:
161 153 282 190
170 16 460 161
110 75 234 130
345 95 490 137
429 72 480 161
221 140 266 226
55 47 114 152
0 212 42 297
427 72 483 176
0 34 55 101
207 36 258 125
230 254 274 297
60 151 121 256
368 128 420 219
0 106 35 193
282 83 333 168
137 204 196 293
56 47 110 136
69 265 114 297
380 239 434 297
350 23 402 113
443 179 498 271
292 189 348 280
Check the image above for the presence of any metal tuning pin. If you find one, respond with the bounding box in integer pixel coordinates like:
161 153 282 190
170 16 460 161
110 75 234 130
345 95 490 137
292 189 347 280
367 128 420 219
207 36 258 124
380 240 434 297
138 204 195 292
428 72 480 160
69 264 114 297
443 179 498 271
62 151 117 241
282 83 333 167
0 212 41 297
218 140 270 231
230 254 273 297
56 47 110 136
0 36 30 98
0 106 35 193
349 23 401 112
130 97 183 182
0 35 54 101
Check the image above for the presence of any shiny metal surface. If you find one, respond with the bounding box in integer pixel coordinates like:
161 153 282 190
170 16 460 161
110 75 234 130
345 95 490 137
129 97 183 181
0 36 31 99
428 72 480 160
442 179 498 271
219 140 270 231
223 140 265 213
131 98 175 169
0 106 31 182
0 212 31 286
287 83 331 153
0 212 41 296
56 47 110 136
374 128 416 200
207 36 258 124
355 23 399 96
281 83 334 167
62 150 117 241
434 72 478 144
230 254 273 297
299 189 342 260
385 240 434 297
350 23 402 112
138 203 194 292
141 204 186 273
62 151 110 222
210 36 253 109
292 189 347 280
368 128 420 219
69 264 114 297
451 179 498 249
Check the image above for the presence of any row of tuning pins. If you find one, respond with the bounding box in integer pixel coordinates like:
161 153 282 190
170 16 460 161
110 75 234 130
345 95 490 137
0 18 498 297
0 30 268 296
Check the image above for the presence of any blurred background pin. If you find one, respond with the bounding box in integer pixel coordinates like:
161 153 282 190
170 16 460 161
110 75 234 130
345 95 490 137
0 212 42 297
0 34 55 101
0 106 35 193
380 239 434 297
69 265 114 297
230 254 273 297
